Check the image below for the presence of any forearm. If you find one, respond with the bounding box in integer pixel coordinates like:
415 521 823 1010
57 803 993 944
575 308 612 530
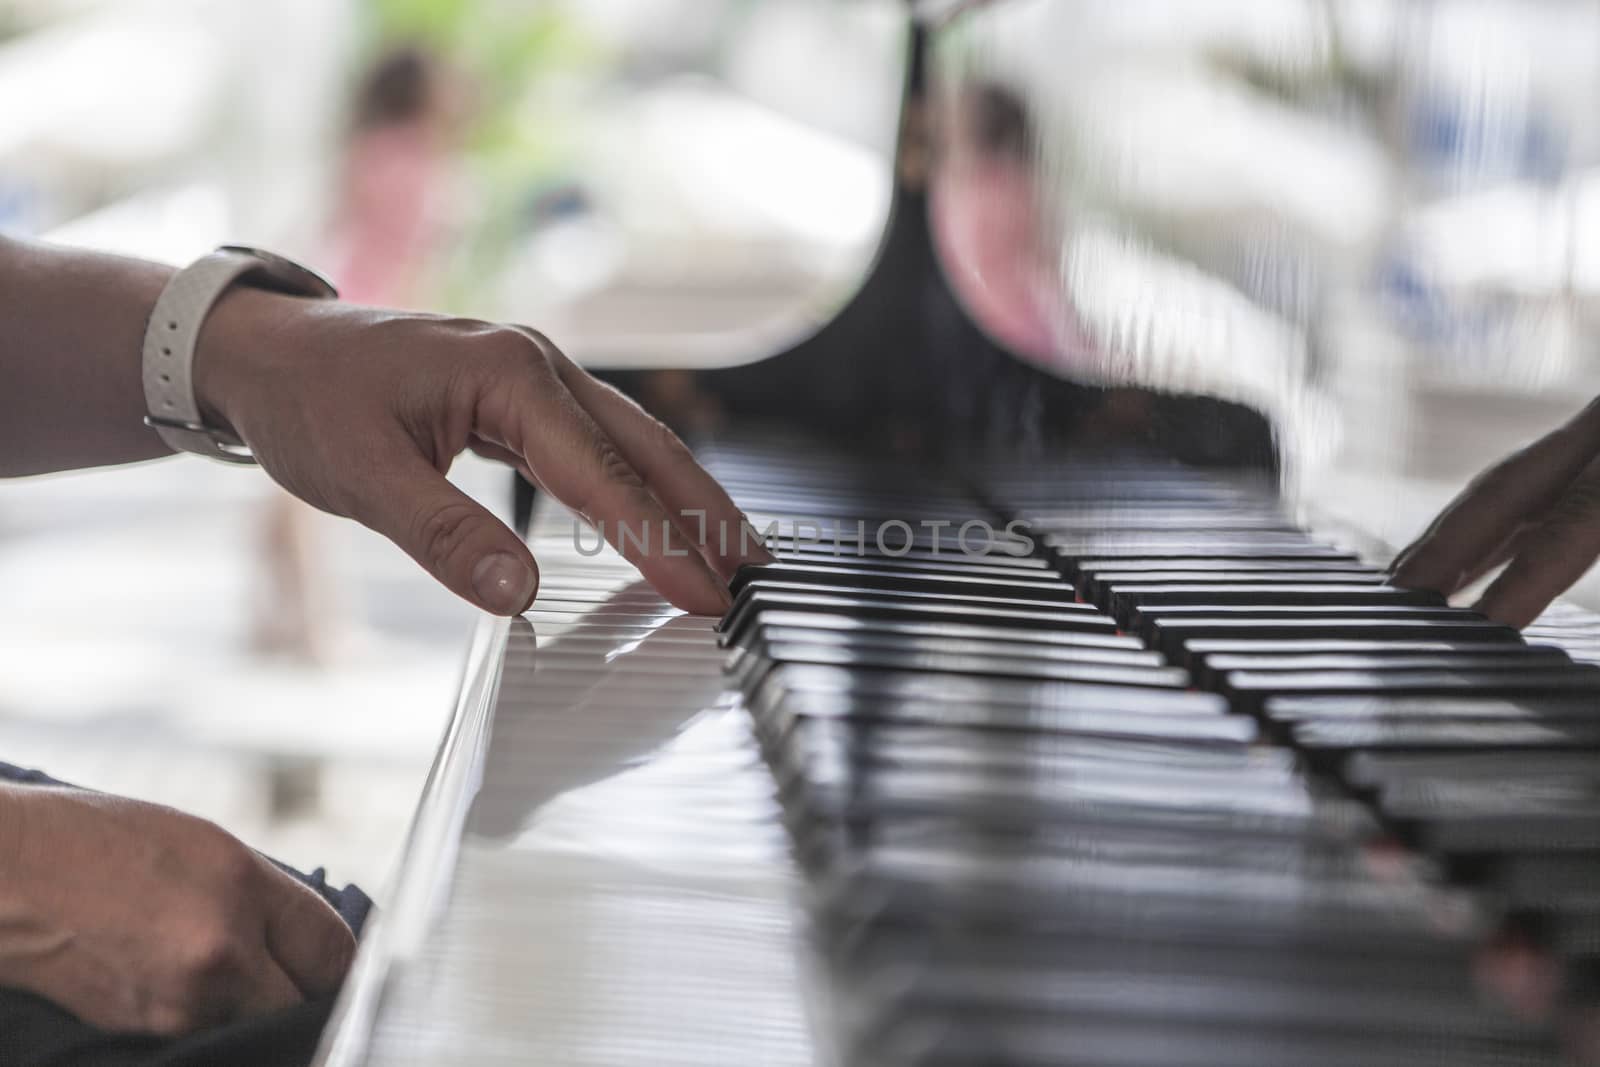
0 235 176 476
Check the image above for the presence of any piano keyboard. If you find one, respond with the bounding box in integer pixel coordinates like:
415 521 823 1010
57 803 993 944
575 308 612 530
319 436 1600 1067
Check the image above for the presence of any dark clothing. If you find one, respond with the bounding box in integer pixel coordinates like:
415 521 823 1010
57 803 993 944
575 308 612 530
0 760 370 1067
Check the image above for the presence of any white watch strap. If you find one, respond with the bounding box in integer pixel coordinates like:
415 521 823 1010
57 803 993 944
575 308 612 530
142 251 261 462
142 247 335 464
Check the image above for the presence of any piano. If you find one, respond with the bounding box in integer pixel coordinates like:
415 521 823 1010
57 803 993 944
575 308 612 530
317 5 1600 1065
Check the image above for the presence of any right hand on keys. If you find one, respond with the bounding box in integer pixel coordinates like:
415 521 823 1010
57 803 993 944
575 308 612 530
0 785 354 1034
193 294 768 617
1390 397 1600 628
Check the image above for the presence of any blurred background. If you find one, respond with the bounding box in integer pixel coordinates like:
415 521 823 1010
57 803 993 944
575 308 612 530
5 0 1600 900
0 0 903 899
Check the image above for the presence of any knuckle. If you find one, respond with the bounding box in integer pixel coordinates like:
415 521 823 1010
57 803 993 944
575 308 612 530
433 314 498 341
191 822 260 890
595 439 645 491
413 499 483 566
175 918 244 988
215 846 260 894
519 325 556 350
479 325 550 373
424 318 541 376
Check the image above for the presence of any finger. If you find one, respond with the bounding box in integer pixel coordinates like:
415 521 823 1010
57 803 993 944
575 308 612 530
522 330 773 579
1473 465 1600 628
236 952 303 1019
476 352 732 615
1391 398 1600 593
1451 522 1536 595
262 869 357 999
351 444 540 616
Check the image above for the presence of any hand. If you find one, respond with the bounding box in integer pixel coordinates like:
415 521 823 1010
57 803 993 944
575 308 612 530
192 291 769 617
1390 397 1600 628
0 785 355 1034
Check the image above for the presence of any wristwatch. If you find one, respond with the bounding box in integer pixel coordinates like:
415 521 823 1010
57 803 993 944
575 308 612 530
142 245 337 464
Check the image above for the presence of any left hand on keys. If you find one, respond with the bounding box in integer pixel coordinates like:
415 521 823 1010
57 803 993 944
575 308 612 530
1390 397 1600 628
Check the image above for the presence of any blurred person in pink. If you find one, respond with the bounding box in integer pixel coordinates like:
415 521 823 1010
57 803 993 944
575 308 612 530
325 44 463 306
929 82 1093 374
253 45 466 662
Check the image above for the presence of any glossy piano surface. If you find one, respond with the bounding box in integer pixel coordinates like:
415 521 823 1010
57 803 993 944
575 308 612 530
318 523 817 1067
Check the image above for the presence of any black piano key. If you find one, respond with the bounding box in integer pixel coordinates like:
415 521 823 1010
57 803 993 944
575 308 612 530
1077 557 1382 575
751 678 1249 747
876 957 1544 1047
761 697 1255 749
1376 778 1600 854
796 728 1312 794
757 526 1038 559
1109 584 1444 626
729 561 1073 600
1059 549 1367 582
764 550 1062 585
1158 619 1522 663
813 819 1388 890
777 718 1292 789
719 590 1116 645
773 544 1055 575
1545 909 1600 961
1346 749 1600 791
751 662 1225 712
1490 854 1600 911
1230 670 1600 716
736 639 1189 692
819 847 1472 955
1290 719 1600 773
794 767 1369 845
856 1007 1554 1067
770 540 1048 570
1185 638 1548 659
1023 508 1297 531
1137 604 1476 644
1195 651 1573 688
1083 568 1386 607
729 624 1166 673
732 578 1080 614
1047 528 1326 546
1266 694 1600 726
726 609 1145 652
838 925 1484 1010
835 926 1483 1010
780 716 1292 799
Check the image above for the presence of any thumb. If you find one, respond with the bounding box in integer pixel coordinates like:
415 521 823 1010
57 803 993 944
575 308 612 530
357 452 539 616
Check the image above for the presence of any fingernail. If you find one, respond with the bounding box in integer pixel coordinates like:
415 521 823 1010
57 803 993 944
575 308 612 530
472 553 536 615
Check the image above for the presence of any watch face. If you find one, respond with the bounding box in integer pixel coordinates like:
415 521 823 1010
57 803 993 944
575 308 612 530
220 245 338 300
